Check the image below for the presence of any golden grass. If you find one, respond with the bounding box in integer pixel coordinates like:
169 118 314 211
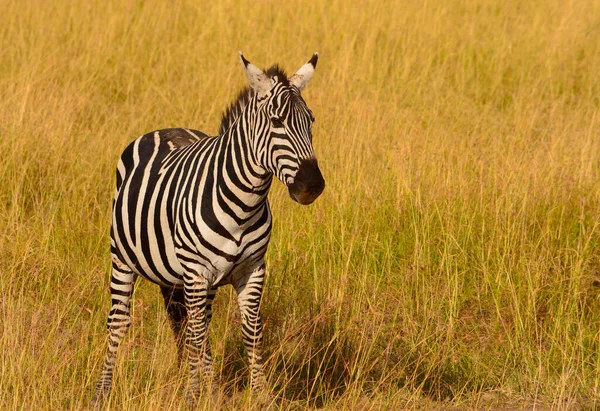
2 0 600 409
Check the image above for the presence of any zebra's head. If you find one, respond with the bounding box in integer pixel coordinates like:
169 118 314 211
240 53 325 205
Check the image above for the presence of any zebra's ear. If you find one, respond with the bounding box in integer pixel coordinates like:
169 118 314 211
239 51 272 96
289 53 318 91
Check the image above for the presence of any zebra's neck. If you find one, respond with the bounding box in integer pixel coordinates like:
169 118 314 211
215 100 273 213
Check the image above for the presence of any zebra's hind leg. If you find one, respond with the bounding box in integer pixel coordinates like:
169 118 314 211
160 284 217 388
91 259 136 408
234 264 268 395
160 286 187 366
182 270 213 405
203 286 218 393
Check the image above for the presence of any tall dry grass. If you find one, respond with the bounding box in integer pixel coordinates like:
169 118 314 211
1 0 600 409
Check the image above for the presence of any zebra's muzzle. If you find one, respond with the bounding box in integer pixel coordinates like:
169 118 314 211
288 159 325 205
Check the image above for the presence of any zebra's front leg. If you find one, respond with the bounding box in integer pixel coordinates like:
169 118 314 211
160 285 217 372
235 264 267 393
183 271 214 405
91 260 136 408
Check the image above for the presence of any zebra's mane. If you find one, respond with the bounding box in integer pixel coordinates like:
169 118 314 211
218 65 288 135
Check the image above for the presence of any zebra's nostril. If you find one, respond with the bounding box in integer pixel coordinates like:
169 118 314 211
292 180 307 193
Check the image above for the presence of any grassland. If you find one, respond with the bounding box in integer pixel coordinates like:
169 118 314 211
1 0 600 409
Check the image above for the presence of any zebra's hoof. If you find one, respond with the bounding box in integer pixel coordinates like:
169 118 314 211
185 391 199 409
252 387 275 409
89 391 108 409
208 379 219 396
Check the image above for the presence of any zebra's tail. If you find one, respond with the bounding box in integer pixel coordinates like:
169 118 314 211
113 138 138 199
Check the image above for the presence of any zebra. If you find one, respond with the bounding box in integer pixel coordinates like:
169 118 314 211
91 52 324 406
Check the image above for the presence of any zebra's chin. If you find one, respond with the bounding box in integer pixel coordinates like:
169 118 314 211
289 188 322 205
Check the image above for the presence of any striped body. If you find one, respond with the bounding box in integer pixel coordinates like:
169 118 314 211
111 127 272 288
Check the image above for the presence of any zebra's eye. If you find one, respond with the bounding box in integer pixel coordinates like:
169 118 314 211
271 117 284 128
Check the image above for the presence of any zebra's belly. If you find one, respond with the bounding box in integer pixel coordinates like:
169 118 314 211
112 223 271 288
112 226 186 287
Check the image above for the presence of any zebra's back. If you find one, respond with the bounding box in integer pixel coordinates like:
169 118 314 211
114 128 210 192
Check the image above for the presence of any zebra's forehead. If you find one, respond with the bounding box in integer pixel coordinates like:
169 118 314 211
270 84 311 116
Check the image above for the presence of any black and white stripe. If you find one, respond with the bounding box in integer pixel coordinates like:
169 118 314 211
91 53 324 406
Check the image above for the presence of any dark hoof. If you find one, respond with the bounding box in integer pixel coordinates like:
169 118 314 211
89 391 108 409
